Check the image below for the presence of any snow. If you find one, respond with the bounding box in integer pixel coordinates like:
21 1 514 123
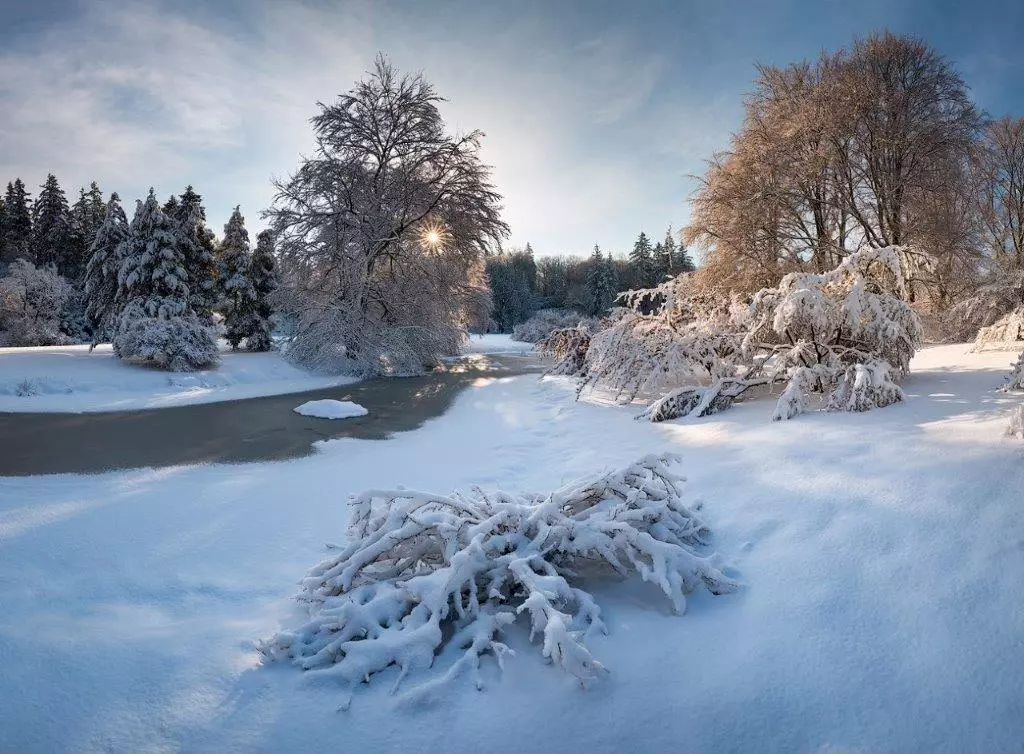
460 333 532 355
2 344 1024 752
0 335 522 414
293 399 368 419
0 343 358 413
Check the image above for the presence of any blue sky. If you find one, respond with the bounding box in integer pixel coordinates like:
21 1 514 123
2 0 1024 257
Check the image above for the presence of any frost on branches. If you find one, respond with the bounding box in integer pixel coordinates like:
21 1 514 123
553 247 923 423
746 246 923 421
1006 404 1024 439
113 190 218 371
260 454 737 701
512 308 597 344
0 260 73 346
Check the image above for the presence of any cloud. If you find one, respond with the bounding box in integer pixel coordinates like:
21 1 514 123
0 0 729 253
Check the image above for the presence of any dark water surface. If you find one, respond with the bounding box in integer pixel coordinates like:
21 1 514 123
0 354 543 477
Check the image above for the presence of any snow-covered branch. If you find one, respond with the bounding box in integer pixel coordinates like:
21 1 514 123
260 454 737 700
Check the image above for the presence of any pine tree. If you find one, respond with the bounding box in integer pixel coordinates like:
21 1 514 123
167 186 218 320
588 244 616 316
113 189 218 370
32 174 74 275
217 206 262 350
629 231 655 288
662 227 678 275
248 229 278 351
83 193 129 345
69 182 107 280
3 179 33 265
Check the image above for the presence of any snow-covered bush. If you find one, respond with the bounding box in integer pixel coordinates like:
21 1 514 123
950 267 1024 344
512 308 595 344
566 275 747 410
260 453 737 700
559 247 923 423
113 190 218 371
537 323 594 377
973 308 1024 352
741 246 922 420
0 260 73 346
113 303 219 371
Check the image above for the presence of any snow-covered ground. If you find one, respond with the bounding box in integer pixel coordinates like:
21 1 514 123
2 344 1023 752
0 335 525 413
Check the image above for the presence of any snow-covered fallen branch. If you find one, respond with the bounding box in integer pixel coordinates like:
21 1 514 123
260 453 737 701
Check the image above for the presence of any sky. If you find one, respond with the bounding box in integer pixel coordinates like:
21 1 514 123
2 0 1024 258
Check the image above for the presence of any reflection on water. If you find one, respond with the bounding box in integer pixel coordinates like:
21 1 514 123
0 353 546 476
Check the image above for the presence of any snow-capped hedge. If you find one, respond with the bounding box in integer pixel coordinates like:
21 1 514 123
260 453 737 703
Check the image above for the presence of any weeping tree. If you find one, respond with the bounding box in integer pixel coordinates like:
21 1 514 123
266 55 508 376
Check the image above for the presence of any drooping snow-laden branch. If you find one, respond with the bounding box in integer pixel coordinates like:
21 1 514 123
259 454 738 701
548 247 924 422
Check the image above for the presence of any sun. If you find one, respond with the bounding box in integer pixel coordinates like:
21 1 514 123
418 222 449 251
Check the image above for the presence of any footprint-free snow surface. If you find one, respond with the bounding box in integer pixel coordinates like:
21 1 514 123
2 344 1024 752
293 399 368 419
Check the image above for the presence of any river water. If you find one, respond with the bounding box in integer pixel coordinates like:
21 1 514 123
0 353 544 476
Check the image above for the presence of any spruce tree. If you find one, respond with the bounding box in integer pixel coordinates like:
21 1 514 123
83 193 129 345
70 182 107 280
588 244 616 316
168 186 218 320
32 174 74 274
629 231 655 288
3 179 33 265
653 240 670 283
217 206 261 350
662 227 678 275
249 230 278 351
113 189 218 370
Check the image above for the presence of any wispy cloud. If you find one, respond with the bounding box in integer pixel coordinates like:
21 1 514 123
0 0 729 253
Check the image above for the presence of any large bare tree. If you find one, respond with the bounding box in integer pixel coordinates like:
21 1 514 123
686 32 984 308
267 56 508 375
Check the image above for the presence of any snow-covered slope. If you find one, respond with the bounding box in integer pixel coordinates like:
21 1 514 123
1 344 1023 752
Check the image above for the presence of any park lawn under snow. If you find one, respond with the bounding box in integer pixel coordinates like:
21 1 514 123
0 335 522 413
2 343 1024 752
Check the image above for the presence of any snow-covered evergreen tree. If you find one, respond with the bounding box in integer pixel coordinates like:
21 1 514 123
83 193 129 346
69 182 106 275
629 232 655 288
248 229 278 351
587 245 616 315
167 186 218 321
113 190 218 371
260 453 737 701
31 174 74 275
217 206 264 350
2 179 33 265
653 238 671 282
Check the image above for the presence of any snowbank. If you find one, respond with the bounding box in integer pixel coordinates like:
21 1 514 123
293 399 368 419
0 344 358 413
2 343 1024 751
0 335 525 414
